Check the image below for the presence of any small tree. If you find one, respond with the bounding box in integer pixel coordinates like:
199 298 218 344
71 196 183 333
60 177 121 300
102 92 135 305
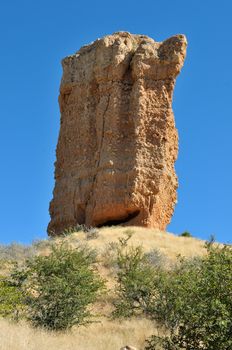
20 244 104 330
113 234 157 318
179 231 192 238
146 243 232 350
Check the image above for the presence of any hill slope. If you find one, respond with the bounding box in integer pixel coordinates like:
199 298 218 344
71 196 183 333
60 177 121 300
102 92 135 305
0 226 207 350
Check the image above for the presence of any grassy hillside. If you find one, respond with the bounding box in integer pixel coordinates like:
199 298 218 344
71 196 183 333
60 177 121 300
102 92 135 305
0 318 156 350
0 226 207 350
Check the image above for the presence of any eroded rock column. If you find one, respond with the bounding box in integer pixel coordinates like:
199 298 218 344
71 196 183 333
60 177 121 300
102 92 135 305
48 32 187 235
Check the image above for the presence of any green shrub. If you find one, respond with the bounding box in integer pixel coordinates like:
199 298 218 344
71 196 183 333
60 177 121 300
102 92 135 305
179 231 192 238
145 243 232 350
112 234 157 318
17 244 105 330
0 274 25 320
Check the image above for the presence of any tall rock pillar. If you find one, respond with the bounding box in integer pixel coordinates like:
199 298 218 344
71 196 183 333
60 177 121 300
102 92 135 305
48 32 187 235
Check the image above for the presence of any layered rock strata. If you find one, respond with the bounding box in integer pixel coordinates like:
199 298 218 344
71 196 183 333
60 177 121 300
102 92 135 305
48 32 187 235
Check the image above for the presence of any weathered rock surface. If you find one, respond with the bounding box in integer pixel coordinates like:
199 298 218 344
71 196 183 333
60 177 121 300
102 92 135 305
48 32 187 235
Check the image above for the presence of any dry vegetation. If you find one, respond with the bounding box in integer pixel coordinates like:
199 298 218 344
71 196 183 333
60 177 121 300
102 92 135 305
0 226 206 350
0 318 157 350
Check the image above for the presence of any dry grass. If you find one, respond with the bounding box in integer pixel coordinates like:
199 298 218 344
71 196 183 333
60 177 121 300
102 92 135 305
0 318 157 350
58 226 207 261
0 226 206 350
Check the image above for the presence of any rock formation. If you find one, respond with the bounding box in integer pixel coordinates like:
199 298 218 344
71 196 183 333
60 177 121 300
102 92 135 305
48 32 187 235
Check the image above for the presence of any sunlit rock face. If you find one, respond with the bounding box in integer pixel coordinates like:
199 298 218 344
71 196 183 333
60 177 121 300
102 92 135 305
48 32 187 236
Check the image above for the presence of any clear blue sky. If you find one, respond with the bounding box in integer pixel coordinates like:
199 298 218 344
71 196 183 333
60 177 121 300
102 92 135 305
0 0 231 244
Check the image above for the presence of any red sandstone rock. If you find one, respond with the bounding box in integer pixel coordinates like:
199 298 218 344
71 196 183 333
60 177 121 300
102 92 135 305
48 32 187 235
